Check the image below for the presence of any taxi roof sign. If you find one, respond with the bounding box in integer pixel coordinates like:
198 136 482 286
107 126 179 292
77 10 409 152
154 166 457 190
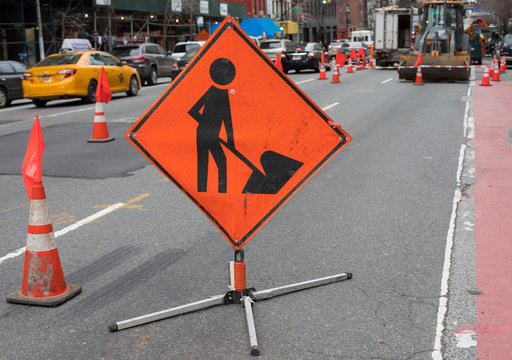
126 16 351 250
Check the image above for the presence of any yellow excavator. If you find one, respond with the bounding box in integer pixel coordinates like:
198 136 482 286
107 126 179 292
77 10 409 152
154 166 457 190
398 1 470 81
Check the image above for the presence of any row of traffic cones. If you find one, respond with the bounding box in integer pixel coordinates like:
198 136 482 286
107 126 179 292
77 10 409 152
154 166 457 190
327 57 372 83
480 57 507 86
413 57 507 86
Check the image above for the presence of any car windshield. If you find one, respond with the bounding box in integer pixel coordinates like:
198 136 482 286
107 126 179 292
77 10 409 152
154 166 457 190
425 4 457 28
182 47 200 61
174 44 200 53
286 43 309 52
260 41 283 49
343 42 363 48
504 34 512 45
111 46 140 57
34 54 82 67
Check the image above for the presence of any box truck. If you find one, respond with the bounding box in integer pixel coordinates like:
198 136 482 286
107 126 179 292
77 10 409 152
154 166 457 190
373 7 417 66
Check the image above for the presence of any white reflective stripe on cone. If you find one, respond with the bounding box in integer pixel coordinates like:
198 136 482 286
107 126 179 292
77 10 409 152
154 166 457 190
26 232 57 252
28 199 52 226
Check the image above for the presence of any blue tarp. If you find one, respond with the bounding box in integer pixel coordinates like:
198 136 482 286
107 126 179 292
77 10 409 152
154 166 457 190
240 18 281 39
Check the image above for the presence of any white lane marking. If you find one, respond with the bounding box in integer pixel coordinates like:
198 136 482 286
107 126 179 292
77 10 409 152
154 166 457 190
0 202 124 265
321 102 339 111
455 330 477 348
432 144 466 360
381 78 393 84
39 106 95 118
295 78 315 85
432 74 475 360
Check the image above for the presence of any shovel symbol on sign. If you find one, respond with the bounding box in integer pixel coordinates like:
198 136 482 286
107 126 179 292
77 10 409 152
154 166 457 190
188 58 303 195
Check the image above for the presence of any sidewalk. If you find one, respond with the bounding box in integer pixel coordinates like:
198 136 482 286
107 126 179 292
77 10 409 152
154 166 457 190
473 73 512 358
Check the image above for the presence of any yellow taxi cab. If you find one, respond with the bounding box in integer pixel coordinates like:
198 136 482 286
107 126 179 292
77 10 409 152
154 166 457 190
22 50 141 107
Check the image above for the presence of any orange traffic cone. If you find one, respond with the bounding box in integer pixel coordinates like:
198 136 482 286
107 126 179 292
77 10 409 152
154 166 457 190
368 55 375 68
331 66 340 83
274 53 283 72
479 65 492 86
492 60 501 81
6 182 81 306
347 59 354 73
88 98 115 142
414 66 424 85
318 64 327 80
489 62 495 78
356 57 362 70
500 56 506 73
262 31 267 40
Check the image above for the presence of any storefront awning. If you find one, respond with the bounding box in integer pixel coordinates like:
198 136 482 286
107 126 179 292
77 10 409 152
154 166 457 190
240 18 281 39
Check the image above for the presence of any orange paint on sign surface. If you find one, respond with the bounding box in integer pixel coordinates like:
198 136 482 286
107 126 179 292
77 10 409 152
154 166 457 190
126 16 351 249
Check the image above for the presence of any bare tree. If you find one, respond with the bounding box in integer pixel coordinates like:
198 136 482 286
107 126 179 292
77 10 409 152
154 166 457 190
479 0 512 33
162 0 198 50
53 1 85 41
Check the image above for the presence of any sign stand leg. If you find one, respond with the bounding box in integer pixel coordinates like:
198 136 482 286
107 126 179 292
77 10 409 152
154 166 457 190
243 295 260 356
109 250 352 356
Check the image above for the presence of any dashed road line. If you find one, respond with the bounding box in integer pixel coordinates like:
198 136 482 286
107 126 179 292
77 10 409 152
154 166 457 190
322 102 339 111
295 78 315 85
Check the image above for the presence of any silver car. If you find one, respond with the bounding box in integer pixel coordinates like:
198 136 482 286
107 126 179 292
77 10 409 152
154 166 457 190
259 39 292 61
327 39 349 57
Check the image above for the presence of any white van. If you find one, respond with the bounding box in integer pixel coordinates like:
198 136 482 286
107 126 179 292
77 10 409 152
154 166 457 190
350 30 374 45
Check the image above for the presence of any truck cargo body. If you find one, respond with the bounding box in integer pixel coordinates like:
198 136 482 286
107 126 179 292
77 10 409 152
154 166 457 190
374 8 415 66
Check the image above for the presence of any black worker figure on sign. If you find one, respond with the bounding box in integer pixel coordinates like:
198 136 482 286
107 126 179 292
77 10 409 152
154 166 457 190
189 57 304 195
189 58 236 193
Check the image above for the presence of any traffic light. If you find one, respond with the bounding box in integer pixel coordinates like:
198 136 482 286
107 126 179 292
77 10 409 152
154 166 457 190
322 0 326 4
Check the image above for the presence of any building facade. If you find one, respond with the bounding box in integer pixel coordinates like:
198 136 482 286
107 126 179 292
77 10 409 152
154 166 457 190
336 0 369 39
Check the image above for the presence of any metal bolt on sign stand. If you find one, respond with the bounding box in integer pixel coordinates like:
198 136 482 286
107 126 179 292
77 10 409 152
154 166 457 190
109 250 352 356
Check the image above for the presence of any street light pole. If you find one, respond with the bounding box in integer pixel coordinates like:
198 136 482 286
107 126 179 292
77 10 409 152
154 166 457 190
35 0 45 59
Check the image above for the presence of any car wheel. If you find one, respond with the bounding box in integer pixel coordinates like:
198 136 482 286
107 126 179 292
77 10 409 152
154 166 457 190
33 99 47 108
82 80 97 104
283 68 288 74
147 67 157 86
296 69 300 73
126 76 139 97
314 61 320 73
0 87 7 108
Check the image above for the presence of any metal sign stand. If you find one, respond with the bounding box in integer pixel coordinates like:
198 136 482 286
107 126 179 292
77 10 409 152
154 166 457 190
109 250 352 356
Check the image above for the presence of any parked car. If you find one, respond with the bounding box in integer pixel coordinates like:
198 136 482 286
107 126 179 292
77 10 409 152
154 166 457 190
281 42 331 74
259 39 292 61
22 51 141 107
339 41 370 62
327 39 349 57
171 41 205 61
0 60 28 108
111 43 177 85
501 33 512 66
171 46 202 79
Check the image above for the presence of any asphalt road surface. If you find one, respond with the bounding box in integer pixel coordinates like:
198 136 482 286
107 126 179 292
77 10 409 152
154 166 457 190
0 61 486 359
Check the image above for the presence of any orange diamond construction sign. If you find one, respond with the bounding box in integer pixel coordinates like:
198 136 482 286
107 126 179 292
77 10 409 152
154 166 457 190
126 16 352 250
